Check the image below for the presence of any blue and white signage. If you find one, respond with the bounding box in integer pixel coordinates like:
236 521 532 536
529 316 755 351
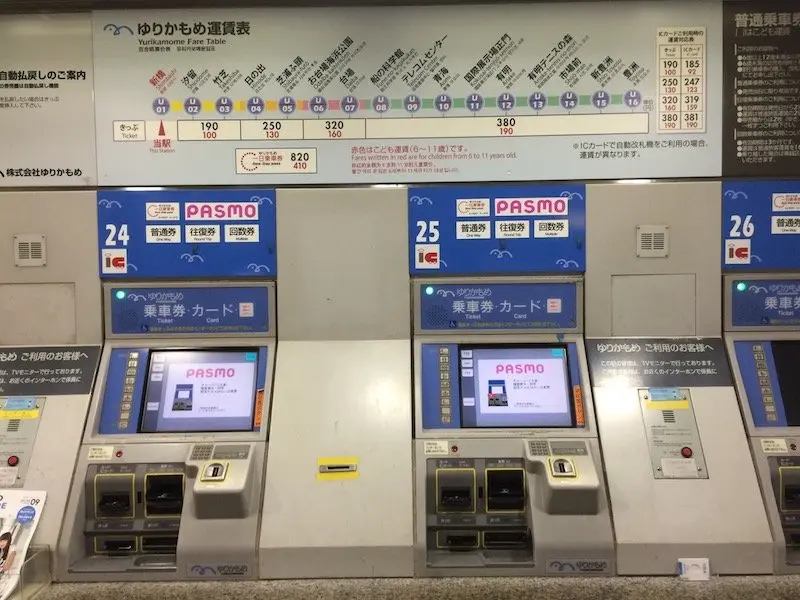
418 282 578 331
723 181 800 270
110 286 269 335
409 185 585 275
730 279 800 328
97 189 277 278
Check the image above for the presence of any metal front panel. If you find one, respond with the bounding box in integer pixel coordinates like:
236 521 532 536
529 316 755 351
593 384 772 575
585 181 722 338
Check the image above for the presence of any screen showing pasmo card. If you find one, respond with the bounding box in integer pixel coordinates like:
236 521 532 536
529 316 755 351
140 349 258 433
458 345 573 428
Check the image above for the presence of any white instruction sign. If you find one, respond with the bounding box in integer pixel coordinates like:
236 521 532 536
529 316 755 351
761 438 788 454
423 440 450 456
87 446 114 461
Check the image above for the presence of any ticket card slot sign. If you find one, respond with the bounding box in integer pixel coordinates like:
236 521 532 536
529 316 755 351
109 286 269 335
408 185 585 275
730 279 800 328
97 188 276 278
722 181 800 271
418 282 577 332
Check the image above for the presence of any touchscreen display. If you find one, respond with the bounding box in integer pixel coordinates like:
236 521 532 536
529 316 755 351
140 349 259 433
771 341 800 427
458 345 574 428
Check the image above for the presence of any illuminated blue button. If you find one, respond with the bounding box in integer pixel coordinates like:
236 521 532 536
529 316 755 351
736 282 747 292
425 286 434 296
115 290 126 300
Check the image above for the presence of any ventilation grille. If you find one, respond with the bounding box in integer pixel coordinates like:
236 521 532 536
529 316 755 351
6 420 20 433
636 225 669 258
662 410 676 424
13 234 46 267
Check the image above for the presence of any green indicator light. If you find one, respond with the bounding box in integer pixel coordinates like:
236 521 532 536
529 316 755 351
115 290 127 300
736 282 747 292
425 286 434 296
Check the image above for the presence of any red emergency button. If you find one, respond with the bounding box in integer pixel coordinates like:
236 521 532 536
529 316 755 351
7 456 18 467
680 447 693 458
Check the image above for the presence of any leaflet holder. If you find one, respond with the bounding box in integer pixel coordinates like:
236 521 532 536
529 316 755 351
56 281 276 582
412 276 614 577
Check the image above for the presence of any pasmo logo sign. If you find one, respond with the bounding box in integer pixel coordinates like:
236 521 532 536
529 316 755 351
101 249 127 274
494 197 568 216
415 244 440 269
185 202 259 221
725 239 751 265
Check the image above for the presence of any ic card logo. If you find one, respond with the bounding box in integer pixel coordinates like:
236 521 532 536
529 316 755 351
415 244 440 269
725 239 750 265
101 249 127 274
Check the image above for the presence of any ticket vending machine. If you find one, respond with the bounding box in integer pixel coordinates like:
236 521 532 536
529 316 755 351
413 276 615 576
585 181 773 575
726 276 800 574
0 191 103 560
56 281 275 581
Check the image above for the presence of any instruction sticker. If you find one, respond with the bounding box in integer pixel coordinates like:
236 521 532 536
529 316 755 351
761 438 788 453
424 440 450 456
661 457 699 479
0 466 18 487
87 446 114 461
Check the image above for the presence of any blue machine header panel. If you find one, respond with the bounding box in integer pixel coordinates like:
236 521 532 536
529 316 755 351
408 185 585 275
97 188 277 279
730 279 800 328
110 286 269 335
418 282 578 331
722 181 800 271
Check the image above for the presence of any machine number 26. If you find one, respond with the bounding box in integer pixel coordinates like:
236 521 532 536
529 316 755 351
105 224 130 246
729 214 754 238
416 220 440 243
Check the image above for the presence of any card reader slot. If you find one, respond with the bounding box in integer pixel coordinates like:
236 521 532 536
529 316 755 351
96 493 133 518
145 474 184 517
102 538 135 554
485 469 526 512
436 530 479 550
440 487 473 511
141 535 179 554
785 485 800 511
483 530 530 549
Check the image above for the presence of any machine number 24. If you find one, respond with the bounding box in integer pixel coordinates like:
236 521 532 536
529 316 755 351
105 224 130 246
416 220 440 243
729 215 754 238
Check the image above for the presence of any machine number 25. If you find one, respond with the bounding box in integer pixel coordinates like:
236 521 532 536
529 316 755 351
416 220 440 243
729 214 754 238
105 224 130 246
